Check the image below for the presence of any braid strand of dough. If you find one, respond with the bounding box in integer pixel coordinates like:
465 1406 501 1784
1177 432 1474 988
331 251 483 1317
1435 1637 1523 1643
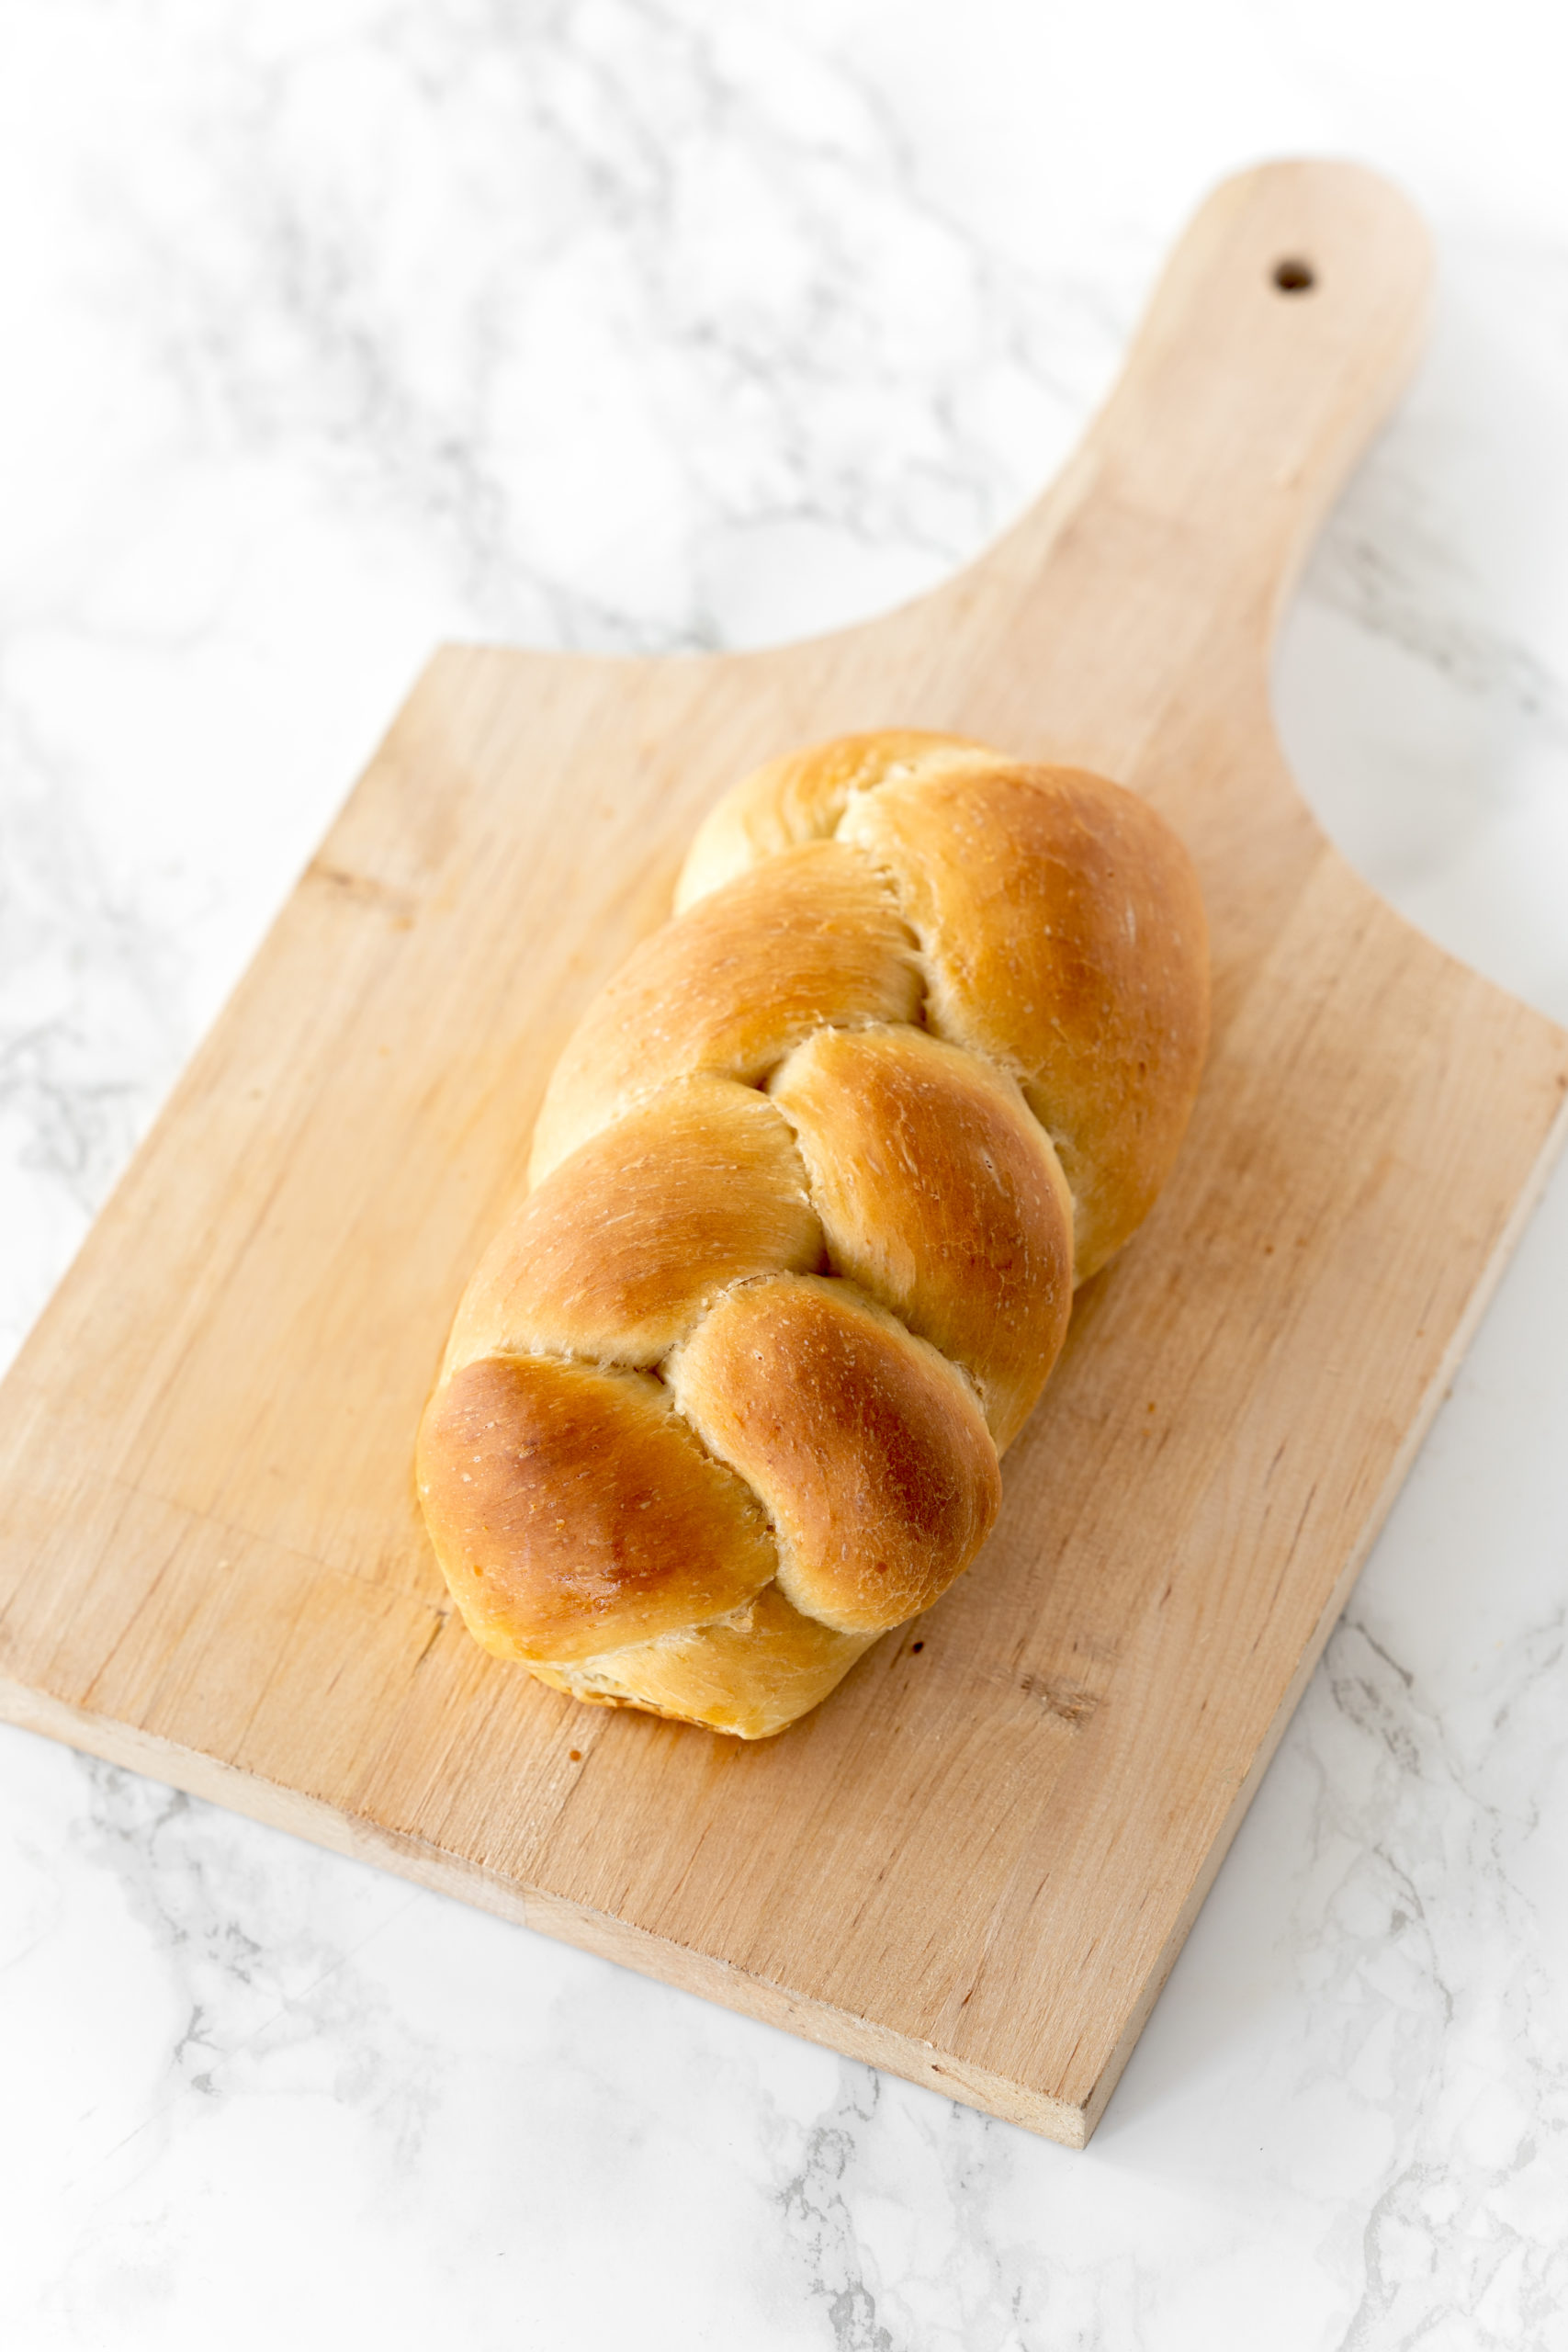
418 733 1209 1737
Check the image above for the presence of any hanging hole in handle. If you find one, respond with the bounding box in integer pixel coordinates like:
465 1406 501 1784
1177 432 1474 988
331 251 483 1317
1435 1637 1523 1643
1272 256 1316 294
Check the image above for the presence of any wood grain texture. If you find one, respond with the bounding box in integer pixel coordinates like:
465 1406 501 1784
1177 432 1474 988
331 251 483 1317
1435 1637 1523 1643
3 160 1565 2146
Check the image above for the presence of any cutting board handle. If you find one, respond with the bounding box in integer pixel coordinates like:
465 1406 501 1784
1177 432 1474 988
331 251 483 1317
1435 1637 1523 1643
930 160 1432 735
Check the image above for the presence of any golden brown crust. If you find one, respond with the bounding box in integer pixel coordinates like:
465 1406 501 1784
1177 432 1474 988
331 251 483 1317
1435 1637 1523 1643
528 840 923 1182
840 764 1210 1279
416 1353 777 1663
529 1584 880 1741
669 1273 1001 1634
418 729 1210 1737
445 1079 823 1376
674 730 992 912
769 1026 1074 1450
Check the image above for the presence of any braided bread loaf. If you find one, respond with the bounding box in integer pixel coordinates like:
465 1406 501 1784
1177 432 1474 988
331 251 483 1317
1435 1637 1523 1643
417 732 1208 1737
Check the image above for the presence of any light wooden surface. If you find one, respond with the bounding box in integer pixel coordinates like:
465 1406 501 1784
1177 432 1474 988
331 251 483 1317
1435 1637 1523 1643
3 161 1564 2148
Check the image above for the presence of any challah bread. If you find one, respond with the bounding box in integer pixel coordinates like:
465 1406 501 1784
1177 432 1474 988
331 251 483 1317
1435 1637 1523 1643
418 731 1209 1737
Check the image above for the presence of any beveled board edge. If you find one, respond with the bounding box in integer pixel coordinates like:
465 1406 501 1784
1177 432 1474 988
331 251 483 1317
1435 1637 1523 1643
0 1673 1087 2146
1080 1065 1568 2140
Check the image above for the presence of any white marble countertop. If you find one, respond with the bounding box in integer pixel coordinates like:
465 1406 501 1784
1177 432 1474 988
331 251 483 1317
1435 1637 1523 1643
3 5 1566 2346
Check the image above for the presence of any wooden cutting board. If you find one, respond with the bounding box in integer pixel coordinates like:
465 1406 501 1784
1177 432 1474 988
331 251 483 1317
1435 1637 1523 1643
3 161 1564 2148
